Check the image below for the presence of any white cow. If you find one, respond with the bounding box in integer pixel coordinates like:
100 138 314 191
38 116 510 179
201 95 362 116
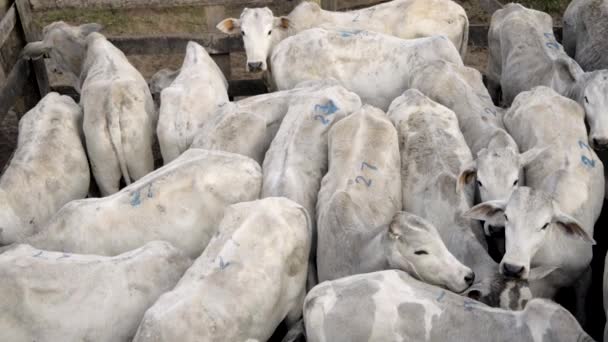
466 87 604 320
262 85 360 287
157 41 229 164
388 89 531 309
270 28 463 110
409 60 544 209
217 0 468 73
487 3 608 149
134 197 311 342
316 105 474 293
0 92 89 245
191 80 339 164
604 251 608 341
563 0 608 72
24 149 262 259
22 22 157 195
0 241 191 342
304 270 595 342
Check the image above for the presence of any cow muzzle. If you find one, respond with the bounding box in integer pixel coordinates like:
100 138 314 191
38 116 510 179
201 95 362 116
247 61 265 73
590 136 608 150
500 262 526 279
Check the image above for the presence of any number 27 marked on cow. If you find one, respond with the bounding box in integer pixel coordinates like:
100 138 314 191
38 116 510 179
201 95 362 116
578 140 596 168
355 162 378 187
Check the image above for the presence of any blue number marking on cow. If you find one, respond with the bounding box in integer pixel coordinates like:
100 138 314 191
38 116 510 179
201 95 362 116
355 176 372 187
436 291 446 303
543 32 554 39
578 140 596 168
315 100 339 115
314 115 330 125
361 162 378 171
546 42 560 49
57 253 70 260
484 107 497 116
582 156 596 168
219 256 231 270
352 12 361 22
147 183 154 198
130 190 141 207
463 299 476 312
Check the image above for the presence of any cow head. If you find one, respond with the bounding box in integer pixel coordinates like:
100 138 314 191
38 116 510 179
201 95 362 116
386 212 475 293
580 70 608 150
217 7 291 72
458 130 546 234
21 21 103 79
464 187 594 279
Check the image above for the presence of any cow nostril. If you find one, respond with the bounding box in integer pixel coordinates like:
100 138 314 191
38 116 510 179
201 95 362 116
465 272 475 285
502 263 525 278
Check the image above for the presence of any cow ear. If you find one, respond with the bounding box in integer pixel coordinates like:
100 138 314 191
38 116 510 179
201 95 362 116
217 18 241 35
20 41 51 60
519 145 548 166
457 162 477 190
488 129 517 150
79 23 103 37
552 206 595 244
463 200 507 224
274 16 290 30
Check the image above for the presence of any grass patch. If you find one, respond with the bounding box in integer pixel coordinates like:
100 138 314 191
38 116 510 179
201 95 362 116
34 6 209 35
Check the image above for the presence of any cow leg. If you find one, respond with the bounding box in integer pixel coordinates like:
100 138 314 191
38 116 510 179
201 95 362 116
84 123 121 196
123 116 155 181
573 265 592 326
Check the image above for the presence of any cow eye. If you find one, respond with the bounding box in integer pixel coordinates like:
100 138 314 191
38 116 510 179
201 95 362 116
513 179 519 186
414 250 428 255
504 214 508 221
476 180 483 187
584 96 589 104
541 223 550 230
268 30 272 35
241 31 246 36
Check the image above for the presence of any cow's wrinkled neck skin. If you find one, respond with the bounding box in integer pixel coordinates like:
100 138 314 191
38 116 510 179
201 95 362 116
356 224 392 274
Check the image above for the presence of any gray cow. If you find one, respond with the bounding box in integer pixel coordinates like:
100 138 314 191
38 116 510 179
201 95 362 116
22 22 157 195
387 89 531 309
134 197 310 342
467 87 604 321
0 92 89 245
409 60 544 210
564 0 608 71
488 3 608 149
316 104 474 293
304 270 595 342
24 149 262 259
0 241 191 342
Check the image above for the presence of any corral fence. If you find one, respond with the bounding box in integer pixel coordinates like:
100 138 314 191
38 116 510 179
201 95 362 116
0 0 558 121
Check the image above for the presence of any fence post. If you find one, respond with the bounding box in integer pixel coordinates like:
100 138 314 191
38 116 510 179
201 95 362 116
15 0 49 102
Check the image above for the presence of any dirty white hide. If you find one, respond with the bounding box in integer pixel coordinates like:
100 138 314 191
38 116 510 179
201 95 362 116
304 270 595 342
24 149 262 258
409 61 544 207
22 22 157 195
468 87 604 321
487 3 608 150
157 41 229 164
217 0 468 74
262 85 360 287
134 197 311 342
191 80 339 165
0 241 191 342
563 0 608 72
316 104 474 293
270 28 462 110
387 89 531 309
0 92 89 245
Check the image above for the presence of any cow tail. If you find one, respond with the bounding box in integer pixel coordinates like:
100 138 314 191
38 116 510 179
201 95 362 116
107 87 132 186
460 14 469 59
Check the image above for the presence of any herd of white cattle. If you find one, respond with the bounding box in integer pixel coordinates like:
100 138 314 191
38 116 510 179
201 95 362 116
2 0 608 340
